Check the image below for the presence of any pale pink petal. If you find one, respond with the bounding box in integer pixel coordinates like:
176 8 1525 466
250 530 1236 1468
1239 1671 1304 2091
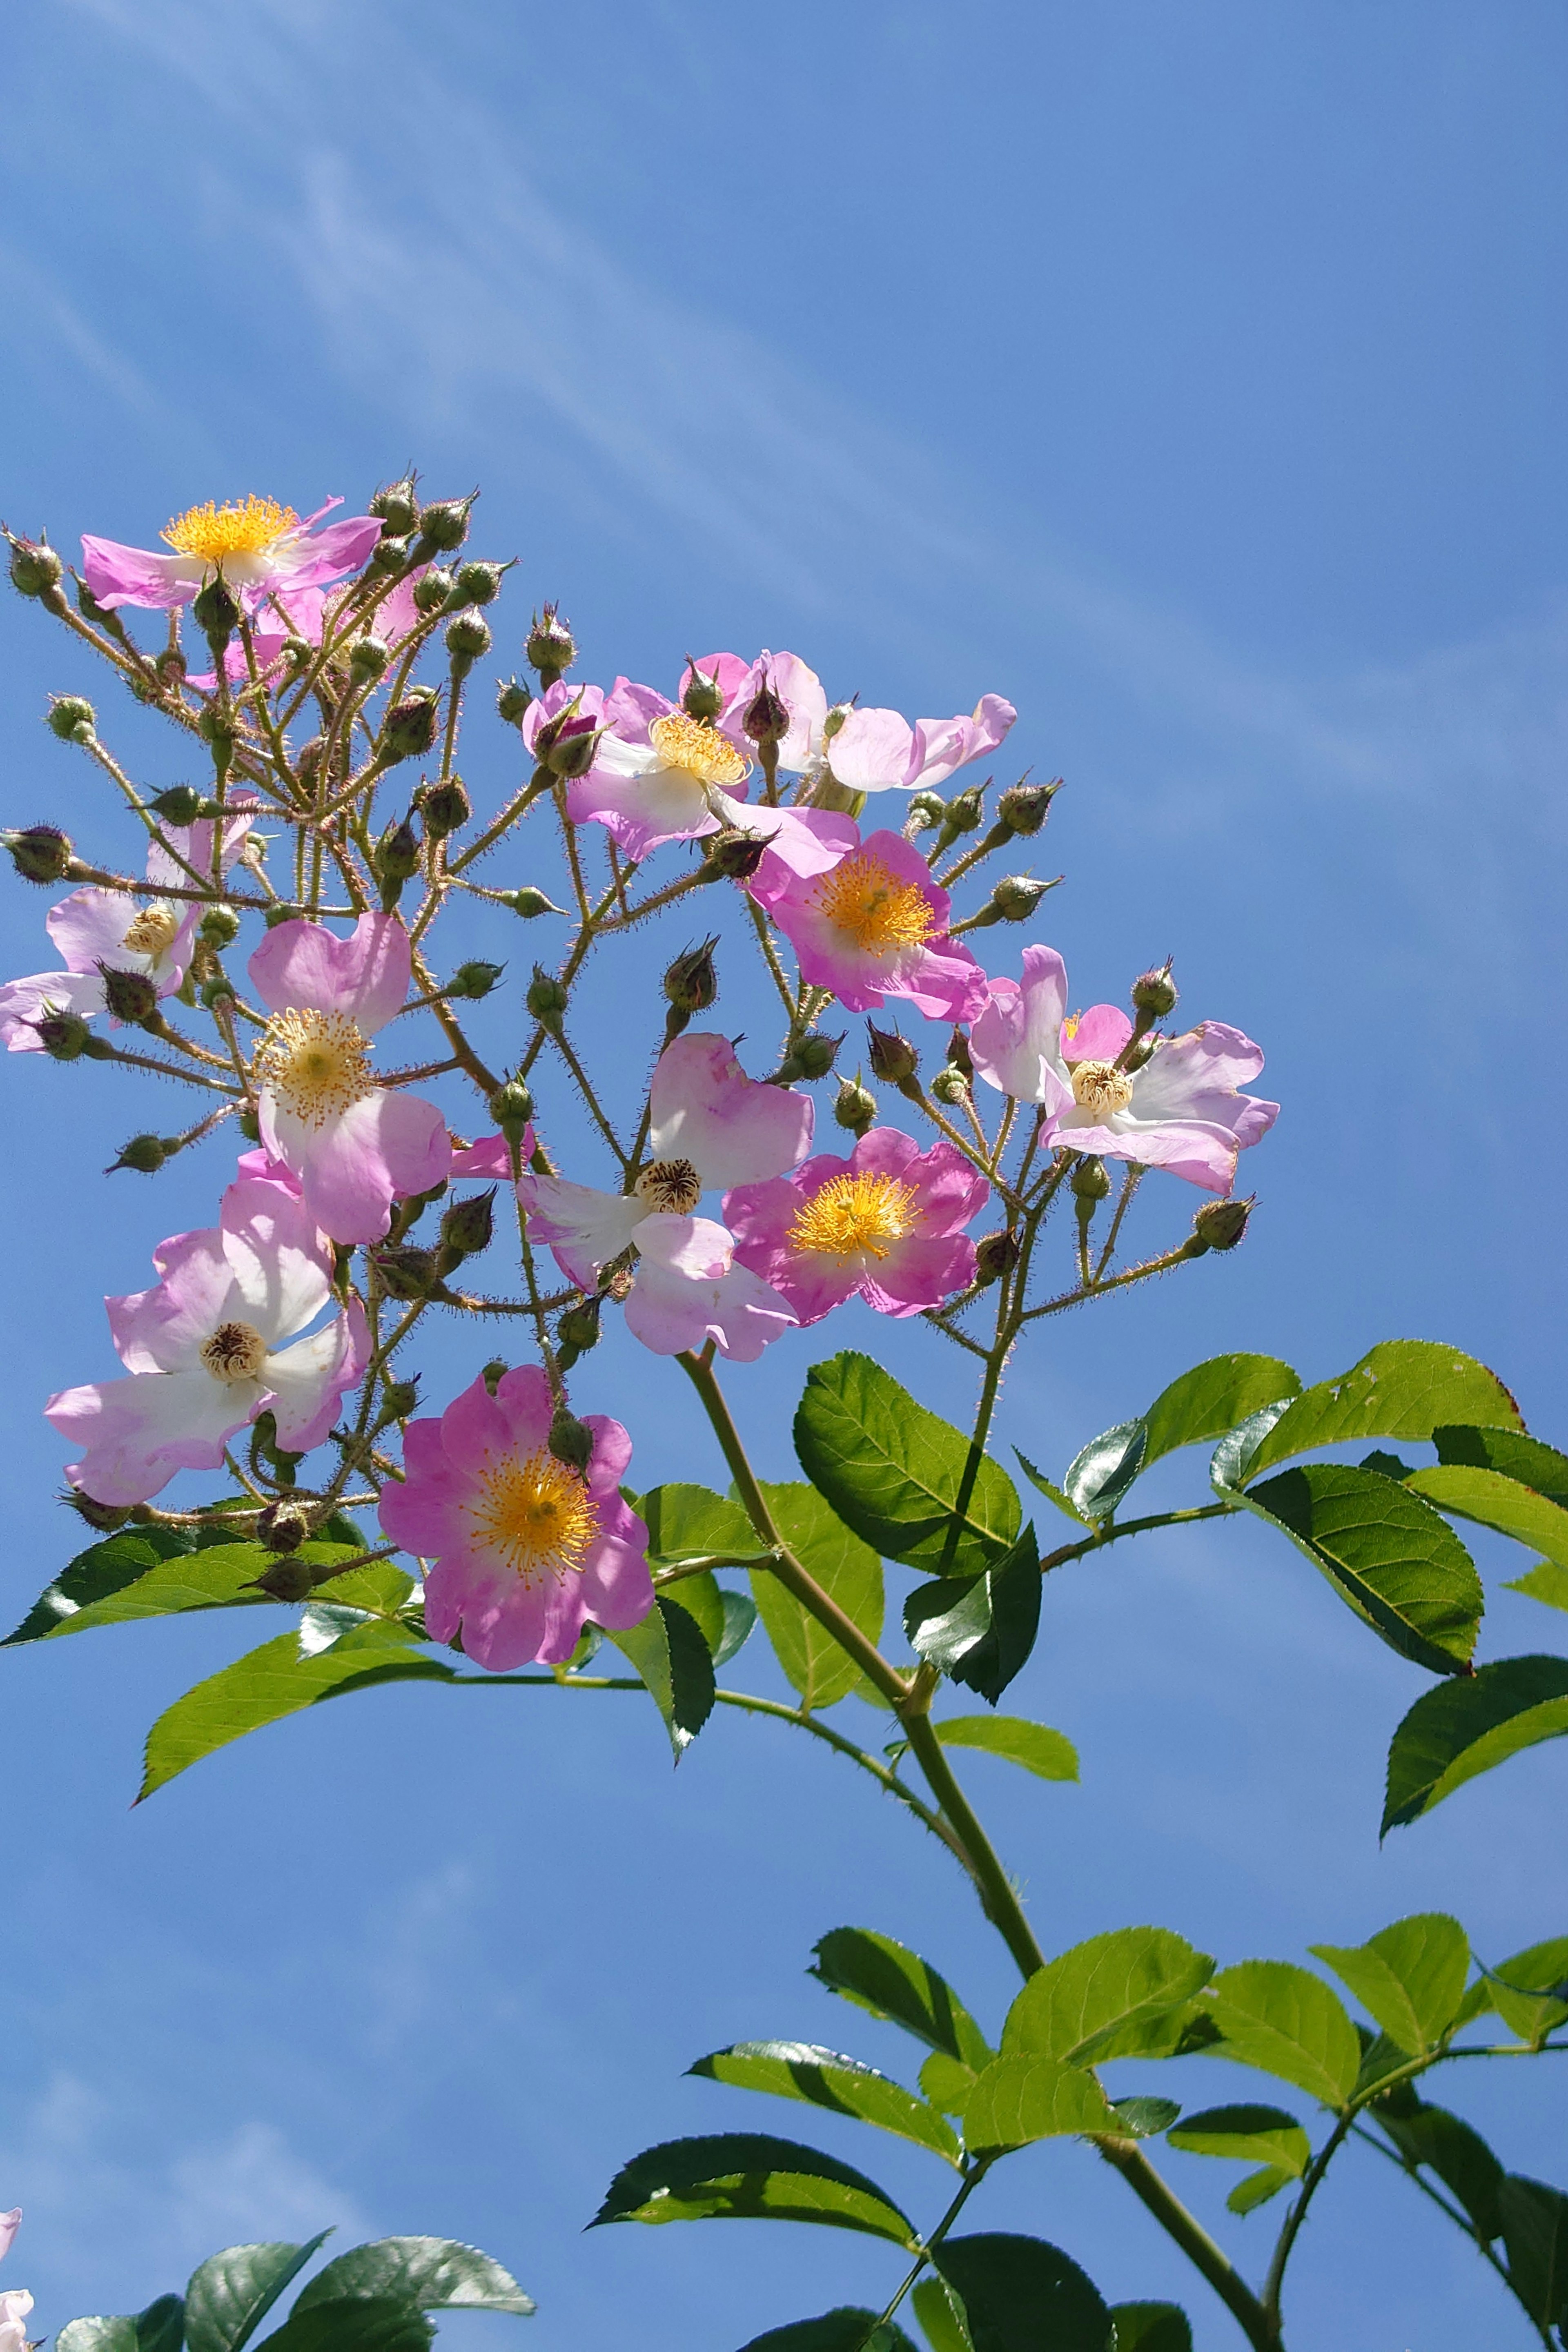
49 1367 256 1504
568 739 717 859
520 680 606 754
80 534 198 610
218 1177 333 1345
518 1174 647 1290
744 806 860 889
648 1032 813 1186
828 706 916 794
490 1363 555 1459
438 1372 514 1473
625 1215 795 1360
266 1089 449 1245
47 889 147 974
267 514 383 589
970 945 1075 1109
1062 1003 1134 1063
767 652 830 770
261 1297 370 1452
107 1230 239 1374
247 912 411 1033
906 694 1018 792
451 1130 527 1178
0 2212 19 2263
576 1528 656 1631
0 967 104 1049
603 675 676 739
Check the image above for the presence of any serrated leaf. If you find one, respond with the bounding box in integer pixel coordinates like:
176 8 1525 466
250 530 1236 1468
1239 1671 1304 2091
924 1716 1077 1784
1242 1342 1522 1480
1109 2304 1190 2352
962 2054 1117 2149
1140 1354 1302 1469
794 1353 1020 1575
660 1569 727 1656
139 1624 454 1796
749 1482 883 1711
1406 1466 1568 1572
293 2236 532 2316
1309 1913 1470 2054
1206 1961 1361 2108
1063 1421 1146 1523
1001 1928 1215 2068
739 2311 917 2352
689 2042 960 2163
38 1542 368 1639
1209 1401 1294 1492
605 1595 715 1758
1373 2098 1505 2238
254 2299 432 2352
639 1482 755 1564
912 2277 974 2352
1015 1453 1090 1528
1505 1561 1568 1614
933 2235 1112 2352
1238 1463 1482 1674
1434 1425 1568 1505
4 1525 196 1644
1472 1937 1568 2045
186 2235 331 2352
1226 2165 1294 2215
1499 2176 1568 2327
904 1526 1041 1704
1382 1656 1568 1831
1166 2103 1309 2175
810 1929 993 2068
1108 2098 1181 2138
590 2132 917 2247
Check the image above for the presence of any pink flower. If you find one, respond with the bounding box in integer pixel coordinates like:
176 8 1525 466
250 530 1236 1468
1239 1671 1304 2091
247 914 451 1243
46 1172 370 1505
693 653 1016 796
0 815 252 1053
0 2211 29 2352
82 494 381 615
726 1128 989 1323
621 1215 797 1359
969 945 1279 1193
451 1130 531 1179
750 824 988 1020
379 1364 653 1669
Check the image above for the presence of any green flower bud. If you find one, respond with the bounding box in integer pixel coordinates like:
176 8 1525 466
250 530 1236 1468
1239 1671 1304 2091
526 603 576 687
481 1358 508 1396
375 815 421 883
742 676 789 748
412 567 456 615
263 902 301 929
382 1379 420 1421
419 777 472 838
66 1490 134 1532
454 559 503 606
252 1553 315 1599
381 686 442 763
931 1063 969 1105
534 700 600 777
996 778 1060 835
107 1133 172 1174
1131 962 1178 1018
905 789 946 833
4 825 74 884
280 635 312 672
1187 1195 1254 1256
866 1020 918 1087
150 784 205 826
488 1078 534 1140
773 1031 841 1084
415 497 474 553
447 958 504 1000
526 967 570 1026
503 886 560 919
497 677 533 725
46 695 96 742
974 1229 1020 1285
990 873 1057 923
237 1105 262 1141
197 703 238 750
156 648 188 688
200 973 237 1011
199 904 241 947
370 477 421 537
941 783 985 836
192 574 241 641
439 1188 496 1259
1070 1155 1113 1203
699 827 768 880
98 964 160 1025
36 1011 94 1060
547 1405 594 1476
834 1074 878 1138
348 633 390 679
295 738 327 786
663 937 719 1016
556 1296 603 1355
445 609 492 663
8 533 63 599
683 663 726 721
369 533 411 575
372 1244 440 1299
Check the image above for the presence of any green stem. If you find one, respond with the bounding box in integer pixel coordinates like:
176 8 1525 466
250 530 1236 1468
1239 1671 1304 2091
1039 1501 1238 1575
1262 2111 1354 2329
1350 2124 1556 2351
1096 2138 1277 2351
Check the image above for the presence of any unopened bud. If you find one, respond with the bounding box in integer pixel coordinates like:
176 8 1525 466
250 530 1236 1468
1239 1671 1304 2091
1071 1155 1113 1203
547 1405 594 1476
237 1105 262 1141
480 1357 508 1394
4 825 74 884
773 1031 842 1084
156 648 188 688
295 738 327 786
200 974 237 1012
535 704 600 779
263 901 301 929
192 574 241 641
822 703 851 743
107 1133 172 1174
447 957 503 1000
866 1020 919 1087
257 1499 312 1556
556 1296 603 1355
931 1063 969 1105
196 703 238 751
682 663 726 721
663 938 719 1016
375 817 421 904
36 1011 94 1060
348 633 390 680
974 1229 1020 1285
440 1188 495 1258
488 1078 534 1140
8 534 63 599
151 784 205 826
381 1379 419 1420
834 1075 878 1138
741 677 788 748
905 790 946 833
280 635 312 672
412 567 455 615
526 967 570 1027
98 964 160 1025
947 1027 974 1081
990 873 1056 922
382 686 442 763
497 677 533 724
370 477 421 537
503 886 560 918
700 827 768 881
1131 962 1178 1018
369 534 411 575
419 777 471 838
941 784 985 836
199 904 241 947
1187 1195 1254 1256
526 604 577 687
445 609 492 664
46 695 96 742
373 1244 440 1299
416 496 474 553
996 778 1060 836
454 559 503 606
66 1489 134 1533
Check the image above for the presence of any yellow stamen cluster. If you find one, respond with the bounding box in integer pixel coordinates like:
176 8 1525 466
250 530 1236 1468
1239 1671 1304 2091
200 1319 268 1383
648 710 748 788
635 1157 702 1214
1069 1059 1135 1117
811 851 935 957
788 1171 920 1261
121 902 180 958
468 1449 597 1584
161 496 297 563
254 1009 374 1127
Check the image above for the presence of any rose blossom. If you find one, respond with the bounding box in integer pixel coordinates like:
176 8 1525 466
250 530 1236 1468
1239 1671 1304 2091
749 823 987 1020
247 913 451 1243
82 494 381 614
694 653 1015 797
45 1171 370 1506
725 1128 989 1324
379 1364 654 1669
969 944 1279 1193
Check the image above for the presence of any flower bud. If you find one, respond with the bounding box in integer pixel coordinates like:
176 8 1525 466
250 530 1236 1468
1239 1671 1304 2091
415 496 474 553
36 1011 95 1060
974 1229 1020 1285
996 778 1060 836
200 974 237 1012
741 676 789 747
503 886 560 918
481 1358 508 1395
663 938 719 1016
295 737 327 786
419 776 471 838
4 824 74 884
264 901 301 929
526 604 576 687
534 702 600 778
382 1379 420 1421
369 533 411 575
375 814 421 898
947 1027 974 1081
252 1554 316 1600
156 648 188 688
526 967 570 1027
192 573 241 641
370 477 421 537
1131 962 1178 1018
348 633 390 680
66 1489 134 1532
990 873 1057 923
412 567 455 615
1187 1195 1254 1256
700 827 768 881
47 694 96 742
931 1063 969 1105
196 703 238 751
683 663 726 721
440 1188 495 1259
237 1105 262 1141
834 1075 878 1137
556 1296 603 1355
98 963 160 1025
381 685 442 763
822 703 851 742
447 957 503 1000
281 635 313 672
373 1243 440 1299
772 1031 842 1084
905 790 946 833
445 609 492 664
941 783 985 836
151 784 205 826
488 1077 534 1140
258 1499 312 1556
866 1020 919 1087
454 559 503 606
199 904 241 947
548 1405 595 1476
1070 1155 1113 1203
8 532 63 599
497 676 532 724
107 1133 172 1174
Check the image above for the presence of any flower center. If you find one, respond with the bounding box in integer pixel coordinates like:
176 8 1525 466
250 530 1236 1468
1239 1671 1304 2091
811 851 935 956
200 1319 268 1383
635 1157 702 1214
648 710 748 788
121 901 180 958
161 496 298 563
787 1171 920 1261
255 1008 375 1127
467 1448 597 1585
1070 1058 1134 1117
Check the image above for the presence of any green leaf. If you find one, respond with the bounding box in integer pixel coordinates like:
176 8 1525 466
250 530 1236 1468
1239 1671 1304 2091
605 1594 716 1757
1382 1656 1568 1831
1504 1561 1568 1615
293 2236 533 2316
925 1716 1078 1784
911 2278 975 2352
1166 2103 1310 2176
1434 1425 1568 1506
1309 1913 1470 2054
933 2235 1113 2352
1405 1466 1568 1572
1372 2098 1505 2238
254 2299 432 2352
135 2297 187 2352
689 2041 961 2163
739 2312 917 2352
794 1353 1021 1575
1474 1937 1568 2045
1141 1355 1303 1469
1238 1463 1483 1674
1241 1341 1522 1481
1001 1927 1215 2067
904 1526 1041 1704
962 2054 1117 2149
4 1524 195 1644
1205 1961 1361 2109
659 1569 728 1656
139 1624 454 1797
1499 2176 1568 2327
1062 1421 1146 1523
1108 2097 1182 2138
749 1482 883 1710
810 1929 993 2068
1109 2304 1191 2352
639 1482 756 1564
1225 2166 1294 2216
715 1586 759 1666
37 1541 368 1639
919 2052 977 2116
1015 1453 1091 1528
57 2321 140 2352
186 2235 332 2352
589 2132 918 2247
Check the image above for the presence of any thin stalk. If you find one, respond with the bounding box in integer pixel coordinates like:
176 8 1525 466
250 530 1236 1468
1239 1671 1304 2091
1262 2111 1355 2327
1350 2125 1555 2352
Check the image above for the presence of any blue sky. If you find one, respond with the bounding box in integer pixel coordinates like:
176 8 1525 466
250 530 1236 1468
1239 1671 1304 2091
1 2 1566 2347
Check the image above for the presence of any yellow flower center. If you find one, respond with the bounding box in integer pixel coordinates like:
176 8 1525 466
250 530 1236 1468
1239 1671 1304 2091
467 1448 597 1584
121 902 180 958
648 710 748 788
811 851 935 956
255 1008 375 1127
200 1319 268 1383
787 1171 920 1261
161 495 298 564
635 1157 702 1214
1070 1058 1134 1117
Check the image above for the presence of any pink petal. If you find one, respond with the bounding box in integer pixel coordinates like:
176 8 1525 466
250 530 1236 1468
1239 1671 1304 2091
451 1130 527 1179
268 514 383 589
490 1364 555 1459
80 535 196 611
649 1032 814 1187
0 968 104 1049
247 913 412 1033
827 706 916 793
106 1229 238 1374
261 1297 370 1452
1063 1003 1134 1063
49 1368 253 1504
603 675 676 740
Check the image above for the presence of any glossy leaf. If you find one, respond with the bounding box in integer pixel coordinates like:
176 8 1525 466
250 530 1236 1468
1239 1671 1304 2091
186 2235 331 2352
1225 2165 1294 2215
293 2236 533 2316
925 1716 1078 1784
139 1625 454 1797
1108 2097 1181 2138
590 2132 917 2247
253 2299 432 2352
1373 2097 1505 2238
810 1929 993 2068
963 2054 1117 2149
1001 1927 1215 2067
1434 1425 1568 1505
905 1526 1041 1704
1109 2305 1191 2352
1063 1420 1146 1523
58 2321 140 2352
933 2235 1113 2352
659 1568 727 1656
689 2041 961 2163
1015 1453 1090 1528
1382 1656 1568 1831
1206 1961 1361 2108
1406 1466 1568 1572
1140 1354 1302 1469
1166 2103 1309 2176
1505 1561 1568 1614
911 2278 974 2352
795 1352 1021 1574
639 1482 755 1564
1474 1937 1568 2045
1499 2177 1568 2328
1240 1463 1482 1674
715 1587 760 1666
605 1594 716 1758
739 2312 916 2352
1243 1341 1523 1479
750 1482 883 1711
4 1524 195 1644
1309 1913 1469 2054
40 1542 368 1638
